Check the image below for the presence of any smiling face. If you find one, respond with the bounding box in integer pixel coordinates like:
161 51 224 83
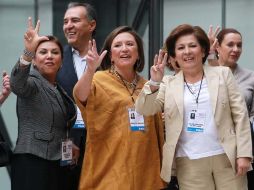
174 34 204 71
110 32 139 72
63 6 96 48
216 33 242 67
34 41 62 83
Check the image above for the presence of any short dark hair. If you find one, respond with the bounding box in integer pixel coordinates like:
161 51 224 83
67 2 97 37
100 26 145 72
35 35 63 59
165 24 210 64
217 28 242 45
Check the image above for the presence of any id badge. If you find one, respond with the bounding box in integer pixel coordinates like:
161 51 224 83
60 139 73 166
128 107 145 131
73 106 85 128
187 109 206 132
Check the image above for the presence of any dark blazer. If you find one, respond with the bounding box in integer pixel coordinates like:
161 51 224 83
57 45 86 150
11 62 76 160
57 45 78 100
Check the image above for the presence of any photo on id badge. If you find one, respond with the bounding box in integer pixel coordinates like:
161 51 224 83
60 138 73 166
128 107 145 131
187 109 206 132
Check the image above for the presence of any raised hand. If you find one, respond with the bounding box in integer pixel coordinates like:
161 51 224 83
23 17 48 58
207 25 220 53
150 49 168 82
86 39 107 72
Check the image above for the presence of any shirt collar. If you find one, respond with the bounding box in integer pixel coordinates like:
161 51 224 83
72 48 87 60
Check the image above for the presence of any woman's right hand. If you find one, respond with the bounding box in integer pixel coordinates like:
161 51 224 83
86 39 107 73
23 17 48 60
150 49 168 82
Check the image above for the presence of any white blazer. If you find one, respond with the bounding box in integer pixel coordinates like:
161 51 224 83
135 65 252 182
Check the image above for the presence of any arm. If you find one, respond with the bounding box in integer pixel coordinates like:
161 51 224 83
73 40 107 105
11 17 48 97
224 68 252 175
0 71 11 105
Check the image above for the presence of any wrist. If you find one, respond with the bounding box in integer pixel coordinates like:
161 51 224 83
23 49 35 59
147 79 161 87
20 55 31 66
207 52 217 60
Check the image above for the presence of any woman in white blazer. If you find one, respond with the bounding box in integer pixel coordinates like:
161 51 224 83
135 24 252 190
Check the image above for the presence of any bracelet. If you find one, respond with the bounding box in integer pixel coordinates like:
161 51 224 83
19 55 31 66
207 52 217 60
147 79 161 87
23 49 35 59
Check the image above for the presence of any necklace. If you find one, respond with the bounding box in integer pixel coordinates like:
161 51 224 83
110 67 138 89
184 72 204 104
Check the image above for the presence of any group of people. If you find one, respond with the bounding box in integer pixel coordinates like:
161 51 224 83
0 2 253 190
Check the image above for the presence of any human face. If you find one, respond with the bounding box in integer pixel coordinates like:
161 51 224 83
110 32 139 72
63 6 96 48
34 41 62 83
174 34 204 71
216 33 242 67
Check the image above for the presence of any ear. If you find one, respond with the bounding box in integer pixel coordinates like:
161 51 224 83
89 20 96 33
201 48 205 58
215 43 220 53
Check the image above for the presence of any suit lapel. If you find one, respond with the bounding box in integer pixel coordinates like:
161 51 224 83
204 65 219 115
172 71 184 119
62 45 78 82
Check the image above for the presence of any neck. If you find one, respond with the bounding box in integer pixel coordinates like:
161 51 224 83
218 59 237 72
183 67 204 84
73 40 90 57
44 74 56 86
115 67 136 82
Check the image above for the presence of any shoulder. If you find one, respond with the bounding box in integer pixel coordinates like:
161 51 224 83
162 73 179 84
205 65 230 72
236 65 254 77
94 70 109 79
204 65 232 77
63 45 72 54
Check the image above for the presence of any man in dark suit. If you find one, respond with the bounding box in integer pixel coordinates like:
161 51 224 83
57 2 97 189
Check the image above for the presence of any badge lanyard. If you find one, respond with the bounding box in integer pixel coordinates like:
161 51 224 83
184 71 204 105
184 72 206 133
115 71 145 131
115 71 137 104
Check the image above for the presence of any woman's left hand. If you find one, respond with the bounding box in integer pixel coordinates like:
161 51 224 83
236 157 251 176
207 25 220 53
72 144 80 165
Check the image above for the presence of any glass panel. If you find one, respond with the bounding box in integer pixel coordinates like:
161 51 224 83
140 25 149 79
127 0 142 25
226 0 254 70
136 9 149 79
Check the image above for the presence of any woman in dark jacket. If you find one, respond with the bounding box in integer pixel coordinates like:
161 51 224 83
10 17 77 190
